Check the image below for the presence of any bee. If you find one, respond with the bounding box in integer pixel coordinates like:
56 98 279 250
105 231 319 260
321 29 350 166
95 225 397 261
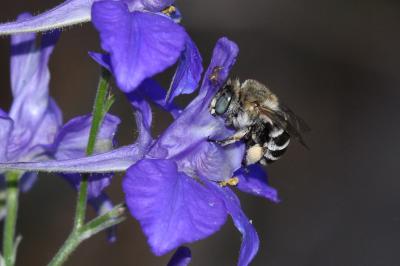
210 78 309 165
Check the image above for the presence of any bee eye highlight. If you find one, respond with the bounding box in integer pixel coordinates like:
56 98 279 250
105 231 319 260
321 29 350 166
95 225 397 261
215 92 232 115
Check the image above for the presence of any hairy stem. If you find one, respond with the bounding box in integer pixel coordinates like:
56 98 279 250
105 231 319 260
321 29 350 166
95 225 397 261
74 69 111 230
2 171 21 266
48 204 126 266
48 69 124 266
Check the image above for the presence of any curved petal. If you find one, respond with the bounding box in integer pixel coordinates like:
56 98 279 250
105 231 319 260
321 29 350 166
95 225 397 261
123 159 227 256
235 164 280 203
125 92 153 147
167 36 203 103
176 141 244 182
91 1 186 92
0 0 92 35
0 0 176 35
51 114 120 160
0 144 143 173
198 37 239 104
149 101 232 159
8 22 61 159
19 172 38 192
89 52 112 72
61 173 112 199
210 184 259 266
24 98 62 159
139 79 182 119
49 113 119 198
0 115 13 162
167 246 191 266
89 53 183 118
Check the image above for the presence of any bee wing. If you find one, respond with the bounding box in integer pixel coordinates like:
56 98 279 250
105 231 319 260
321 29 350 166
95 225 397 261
258 104 310 149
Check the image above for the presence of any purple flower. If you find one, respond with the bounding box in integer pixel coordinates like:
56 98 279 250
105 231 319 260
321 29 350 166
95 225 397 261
0 14 122 236
0 0 202 98
167 246 191 266
123 38 278 265
91 0 202 95
0 0 174 35
0 37 278 265
0 13 63 191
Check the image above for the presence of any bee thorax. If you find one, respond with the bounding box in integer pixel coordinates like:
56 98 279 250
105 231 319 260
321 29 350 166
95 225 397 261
233 111 253 129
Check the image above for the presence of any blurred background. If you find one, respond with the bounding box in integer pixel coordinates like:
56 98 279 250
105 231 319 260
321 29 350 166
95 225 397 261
1 0 400 265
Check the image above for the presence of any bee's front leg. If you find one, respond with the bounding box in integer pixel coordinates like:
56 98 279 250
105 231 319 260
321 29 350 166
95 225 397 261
210 128 250 146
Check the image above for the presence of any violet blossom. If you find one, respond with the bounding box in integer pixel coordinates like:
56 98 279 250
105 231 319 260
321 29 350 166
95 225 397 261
0 0 174 35
167 246 191 266
90 0 202 97
0 37 279 265
0 0 201 101
0 14 121 229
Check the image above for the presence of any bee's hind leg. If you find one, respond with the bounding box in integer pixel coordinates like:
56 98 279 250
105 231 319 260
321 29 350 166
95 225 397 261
211 128 250 146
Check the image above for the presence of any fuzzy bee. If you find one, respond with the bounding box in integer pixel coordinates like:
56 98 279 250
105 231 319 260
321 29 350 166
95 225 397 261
210 78 309 165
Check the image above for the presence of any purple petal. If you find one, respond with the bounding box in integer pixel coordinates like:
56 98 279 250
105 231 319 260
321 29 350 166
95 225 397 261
177 141 244 182
25 98 62 159
167 36 203 103
123 159 227 256
0 144 144 173
50 114 120 197
52 114 120 160
19 172 38 192
235 164 280 203
89 53 183 118
8 21 61 159
210 184 259 266
89 52 112 72
0 115 13 161
91 1 186 92
0 0 92 35
61 173 112 199
198 37 239 104
0 0 175 35
148 92 245 182
125 92 153 146
167 246 191 266
149 101 231 159
139 79 182 119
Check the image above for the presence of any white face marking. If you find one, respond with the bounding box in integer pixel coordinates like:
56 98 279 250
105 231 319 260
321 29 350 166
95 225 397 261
210 97 217 108
245 144 264 165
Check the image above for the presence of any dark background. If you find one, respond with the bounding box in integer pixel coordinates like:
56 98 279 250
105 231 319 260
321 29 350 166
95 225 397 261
1 0 400 265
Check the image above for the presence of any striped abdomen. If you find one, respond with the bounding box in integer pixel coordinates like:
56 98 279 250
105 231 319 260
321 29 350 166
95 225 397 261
245 122 290 165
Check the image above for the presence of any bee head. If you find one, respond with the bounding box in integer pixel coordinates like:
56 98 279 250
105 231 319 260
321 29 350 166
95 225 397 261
211 83 234 116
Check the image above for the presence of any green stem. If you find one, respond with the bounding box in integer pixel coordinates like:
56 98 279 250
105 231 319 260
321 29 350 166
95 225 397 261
48 204 126 266
73 69 111 230
48 69 123 266
2 171 21 266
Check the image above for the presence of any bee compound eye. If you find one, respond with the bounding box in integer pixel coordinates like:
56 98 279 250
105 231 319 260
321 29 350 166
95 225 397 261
215 92 232 115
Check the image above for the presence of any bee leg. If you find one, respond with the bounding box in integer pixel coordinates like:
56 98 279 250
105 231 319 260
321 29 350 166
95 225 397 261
245 144 265 165
214 128 250 146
